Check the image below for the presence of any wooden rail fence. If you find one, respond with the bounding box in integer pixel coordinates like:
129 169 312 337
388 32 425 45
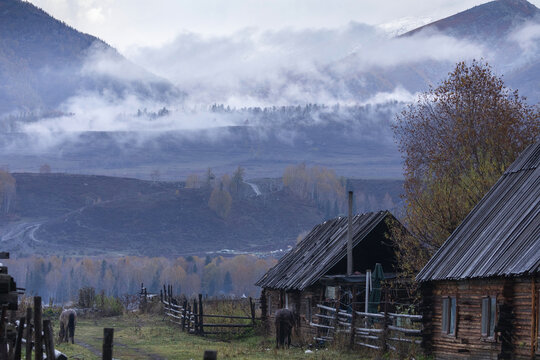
158 284 258 336
310 302 422 353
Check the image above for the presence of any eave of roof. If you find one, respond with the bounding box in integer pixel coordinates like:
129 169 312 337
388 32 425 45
417 140 540 282
256 211 393 291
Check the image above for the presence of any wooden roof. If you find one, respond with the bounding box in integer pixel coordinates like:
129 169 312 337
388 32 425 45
417 140 540 282
256 211 397 291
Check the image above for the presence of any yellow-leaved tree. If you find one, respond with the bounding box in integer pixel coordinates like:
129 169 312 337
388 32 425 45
392 60 539 279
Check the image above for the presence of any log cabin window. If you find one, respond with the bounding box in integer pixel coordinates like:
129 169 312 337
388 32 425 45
481 296 497 338
325 286 337 300
441 296 456 335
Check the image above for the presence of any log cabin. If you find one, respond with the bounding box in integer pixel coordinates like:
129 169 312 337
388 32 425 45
256 208 406 337
416 140 540 359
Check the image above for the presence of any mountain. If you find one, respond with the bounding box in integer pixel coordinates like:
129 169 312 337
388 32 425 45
0 173 403 257
404 0 540 41
0 0 181 113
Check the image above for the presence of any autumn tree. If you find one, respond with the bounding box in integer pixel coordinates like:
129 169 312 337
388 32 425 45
231 166 245 195
208 181 233 218
392 60 539 278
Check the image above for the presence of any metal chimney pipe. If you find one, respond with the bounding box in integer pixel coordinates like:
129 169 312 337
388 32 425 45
347 191 353 276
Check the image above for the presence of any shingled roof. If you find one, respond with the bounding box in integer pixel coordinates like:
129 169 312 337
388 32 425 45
256 211 397 291
417 140 540 282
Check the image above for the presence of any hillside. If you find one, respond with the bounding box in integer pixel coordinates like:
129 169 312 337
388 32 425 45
0 173 403 257
0 0 180 113
404 0 540 41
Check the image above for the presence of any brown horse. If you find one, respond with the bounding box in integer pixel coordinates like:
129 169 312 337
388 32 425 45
58 309 77 344
275 308 296 348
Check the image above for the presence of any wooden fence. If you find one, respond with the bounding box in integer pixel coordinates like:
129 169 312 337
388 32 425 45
158 285 258 336
0 296 116 360
310 302 422 353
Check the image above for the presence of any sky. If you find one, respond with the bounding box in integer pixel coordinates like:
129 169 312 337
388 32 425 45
25 0 540 51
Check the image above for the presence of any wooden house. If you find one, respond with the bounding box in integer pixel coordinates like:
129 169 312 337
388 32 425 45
256 210 403 335
416 140 540 359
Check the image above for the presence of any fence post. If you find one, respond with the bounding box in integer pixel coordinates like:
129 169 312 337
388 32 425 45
198 294 204 335
163 284 167 301
203 350 217 360
193 299 199 335
34 297 43 360
0 305 8 359
181 300 187 331
14 316 25 360
186 304 191 333
160 290 163 303
103 328 114 360
381 288 389 354
25 307 32 360
249 297 255 327
43 319 55 360
349 287 357 349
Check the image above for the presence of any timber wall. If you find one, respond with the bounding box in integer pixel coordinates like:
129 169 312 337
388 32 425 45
421 276 539 360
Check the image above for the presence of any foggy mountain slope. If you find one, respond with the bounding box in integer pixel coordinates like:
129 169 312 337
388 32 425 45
404 0 540 41
0 173 401 257
1 173 403 257
0 0 181 113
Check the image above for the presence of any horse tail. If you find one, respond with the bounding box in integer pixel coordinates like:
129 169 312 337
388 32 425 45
68 312 75 340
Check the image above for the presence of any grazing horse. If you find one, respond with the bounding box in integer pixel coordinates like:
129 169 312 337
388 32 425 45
58 309 77 344
275 308 295 349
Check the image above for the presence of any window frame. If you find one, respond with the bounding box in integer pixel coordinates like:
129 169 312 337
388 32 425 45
441 296 457 336
481 295 497 339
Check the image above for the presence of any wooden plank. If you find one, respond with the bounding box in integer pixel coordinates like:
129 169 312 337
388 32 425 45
317 304 336 312
355 311 385 319
43 320 56 360
102 328 114 360
25 307 32 360
387 325 421 335
14 317 25 360
202 324 253 328
34 297 42 360
309 322 335 330
356 342 380 350
355 327 383 333
388 313 422 320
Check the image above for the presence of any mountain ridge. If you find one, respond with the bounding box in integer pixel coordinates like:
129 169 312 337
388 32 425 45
0 0 181 113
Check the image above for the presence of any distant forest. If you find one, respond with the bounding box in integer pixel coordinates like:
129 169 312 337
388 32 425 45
5 255 276 304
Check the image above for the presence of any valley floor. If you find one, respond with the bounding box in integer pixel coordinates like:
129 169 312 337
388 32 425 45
55 314 370 359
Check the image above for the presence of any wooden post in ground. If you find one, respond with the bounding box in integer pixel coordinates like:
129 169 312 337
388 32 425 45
14 316 25 360
34 297 43 360
349 286 357 349
249 297 256 327
43 319 55 360
102 328 114 360
0 305 8 359
163 285 167 301
380 288 389 354
25 307 32 360
198 294 204 335
160 289 163 303
181 300 187 331
193 299 199 335
203 350 217 360
186 304 192 333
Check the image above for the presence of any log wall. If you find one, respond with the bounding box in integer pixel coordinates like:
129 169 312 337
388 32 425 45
421 276 540 360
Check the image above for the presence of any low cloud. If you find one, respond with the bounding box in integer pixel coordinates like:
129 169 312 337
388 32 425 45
126 22 486 106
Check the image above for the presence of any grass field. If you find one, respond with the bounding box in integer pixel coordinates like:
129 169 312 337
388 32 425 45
53 313 371 360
